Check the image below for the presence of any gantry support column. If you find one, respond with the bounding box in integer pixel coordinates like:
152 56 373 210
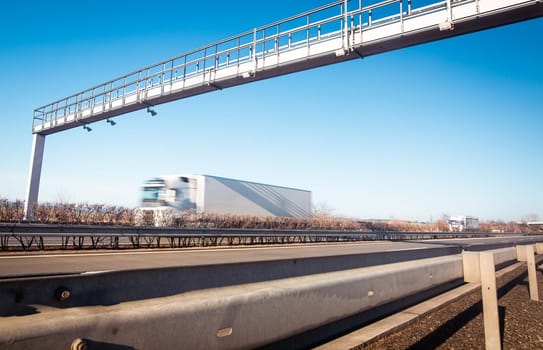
23 134 46 221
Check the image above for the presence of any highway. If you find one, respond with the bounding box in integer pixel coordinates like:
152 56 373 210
2 235 543 350
2 235 542 279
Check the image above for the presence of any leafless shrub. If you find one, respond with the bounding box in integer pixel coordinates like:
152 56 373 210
0 198 24 222
479 221 533 234
111 206 136 225
1 198 540 234
155 209 175 227
134 209 154 226
167 211 367 231
434 219 449 232
0 200 135 225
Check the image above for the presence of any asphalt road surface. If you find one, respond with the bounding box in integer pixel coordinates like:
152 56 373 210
2 235 543 278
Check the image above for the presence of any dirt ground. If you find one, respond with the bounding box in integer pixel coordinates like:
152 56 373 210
358 266 543 350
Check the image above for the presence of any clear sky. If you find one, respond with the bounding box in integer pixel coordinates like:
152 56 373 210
1 1 542 222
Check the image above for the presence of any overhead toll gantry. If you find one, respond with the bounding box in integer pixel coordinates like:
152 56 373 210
24 0 543 219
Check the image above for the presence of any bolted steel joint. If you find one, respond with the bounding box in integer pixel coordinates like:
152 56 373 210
70 338 87 350
55 287 71 302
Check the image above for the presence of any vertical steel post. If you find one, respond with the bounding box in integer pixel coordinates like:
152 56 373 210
252 28 257 61
306 14 310 48
400 0 404 33
447 0 453 22
253 28 258 73
359 0 362 25
276 24 280 55
23 133 46 221
344 0 349 50
161 62 166 95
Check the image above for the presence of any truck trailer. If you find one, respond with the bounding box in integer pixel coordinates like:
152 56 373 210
139 174 312 218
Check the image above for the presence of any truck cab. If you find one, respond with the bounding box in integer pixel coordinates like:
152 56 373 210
140 176 197 211
138 176 198 226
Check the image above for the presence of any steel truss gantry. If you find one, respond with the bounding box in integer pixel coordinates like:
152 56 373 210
24 0 543 219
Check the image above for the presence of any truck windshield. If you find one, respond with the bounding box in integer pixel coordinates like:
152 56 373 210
141 186 163 203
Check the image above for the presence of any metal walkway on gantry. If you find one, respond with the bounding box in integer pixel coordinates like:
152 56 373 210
24 0 543 218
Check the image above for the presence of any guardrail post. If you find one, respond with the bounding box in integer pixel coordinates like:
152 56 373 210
524 245 539 301
463 250 502 349
480 251 501 350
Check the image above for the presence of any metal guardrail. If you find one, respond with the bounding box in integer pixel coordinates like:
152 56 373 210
0 223 513 251
3 245 541 349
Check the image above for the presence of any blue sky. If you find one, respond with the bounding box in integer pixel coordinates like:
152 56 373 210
1 1 542 222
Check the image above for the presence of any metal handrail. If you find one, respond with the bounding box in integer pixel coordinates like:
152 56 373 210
32 0 459 132
33 1 347 118
30 0 387 129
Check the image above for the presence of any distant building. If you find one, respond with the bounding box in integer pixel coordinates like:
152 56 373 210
447 216 479 232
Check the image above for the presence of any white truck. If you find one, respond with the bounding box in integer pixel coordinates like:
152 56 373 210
447 215 479 232
139 174 311 223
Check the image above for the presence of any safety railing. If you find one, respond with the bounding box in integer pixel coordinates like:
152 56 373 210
0 223 519 251
32 0 455 133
